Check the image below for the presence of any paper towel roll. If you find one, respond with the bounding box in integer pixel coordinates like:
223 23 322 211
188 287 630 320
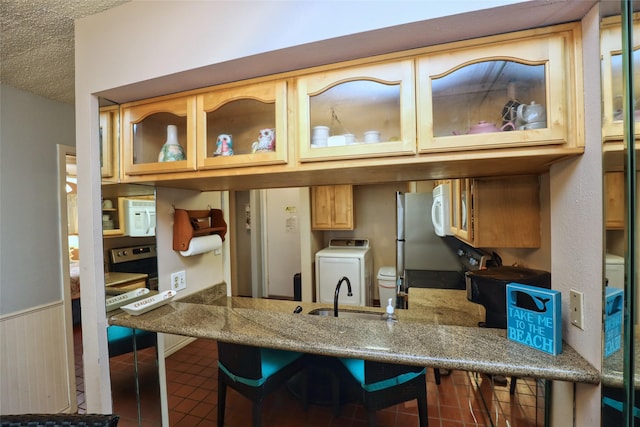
180 234 222 256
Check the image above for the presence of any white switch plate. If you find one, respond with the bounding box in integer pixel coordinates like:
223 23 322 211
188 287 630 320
570 289 584 330
171 270 186 291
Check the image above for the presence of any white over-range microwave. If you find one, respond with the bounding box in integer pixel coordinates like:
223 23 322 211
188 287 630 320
431 183 452 237
124 198 156 237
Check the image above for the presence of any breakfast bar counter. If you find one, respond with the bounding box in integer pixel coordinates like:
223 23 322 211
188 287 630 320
108 284 600 385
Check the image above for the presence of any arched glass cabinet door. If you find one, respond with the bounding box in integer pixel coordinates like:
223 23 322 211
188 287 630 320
601 4 639 427
296 60 416 161
196 80 288 170
417 28 575 152
121 95 197 177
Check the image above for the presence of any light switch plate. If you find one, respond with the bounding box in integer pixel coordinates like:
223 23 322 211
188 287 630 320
171 270 186 291
570 289 584 330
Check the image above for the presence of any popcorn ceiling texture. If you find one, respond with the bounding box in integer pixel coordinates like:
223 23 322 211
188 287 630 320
0 0 129 105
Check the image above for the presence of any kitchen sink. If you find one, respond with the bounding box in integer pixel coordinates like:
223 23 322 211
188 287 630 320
307 307 384 320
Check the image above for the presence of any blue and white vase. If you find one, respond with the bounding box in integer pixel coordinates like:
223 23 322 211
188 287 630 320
158 125 186 162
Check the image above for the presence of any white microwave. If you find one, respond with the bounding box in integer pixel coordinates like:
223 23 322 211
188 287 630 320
431 183 452 237
124 198 156 237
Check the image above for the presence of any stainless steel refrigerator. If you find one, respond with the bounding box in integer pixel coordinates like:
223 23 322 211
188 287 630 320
396 191 465 296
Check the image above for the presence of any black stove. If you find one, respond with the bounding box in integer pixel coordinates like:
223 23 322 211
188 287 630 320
109 244 158 290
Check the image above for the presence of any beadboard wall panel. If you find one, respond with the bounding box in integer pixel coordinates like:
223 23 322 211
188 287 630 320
0 301 72 413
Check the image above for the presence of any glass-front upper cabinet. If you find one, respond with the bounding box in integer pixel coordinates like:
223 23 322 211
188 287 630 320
601 13 640 142
417 28 575 152
99 105 119 183
121 95 197 176
296 60 416 162
196 80 288 169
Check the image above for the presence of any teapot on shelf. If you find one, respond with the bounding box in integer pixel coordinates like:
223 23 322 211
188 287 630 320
453 120 514 135
516 101 546 128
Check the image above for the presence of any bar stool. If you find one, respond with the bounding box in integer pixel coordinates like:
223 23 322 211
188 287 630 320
217 341 307 427
337 358 428 427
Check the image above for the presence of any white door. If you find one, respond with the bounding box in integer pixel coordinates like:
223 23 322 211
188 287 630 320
263 188 301 298
317 257 362 306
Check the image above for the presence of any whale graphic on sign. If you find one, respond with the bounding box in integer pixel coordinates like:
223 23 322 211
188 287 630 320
510 290 550 313
606 293 623 316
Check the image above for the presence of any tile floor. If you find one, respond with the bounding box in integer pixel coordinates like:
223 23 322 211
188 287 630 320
75 325 542 427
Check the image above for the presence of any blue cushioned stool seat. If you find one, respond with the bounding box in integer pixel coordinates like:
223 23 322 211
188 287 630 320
336 358 428 427
340 358 426 392
216 341 307 427
218 348 302 387
107 325 156 358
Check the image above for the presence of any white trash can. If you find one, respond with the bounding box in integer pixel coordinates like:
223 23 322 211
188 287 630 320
377 266 397 308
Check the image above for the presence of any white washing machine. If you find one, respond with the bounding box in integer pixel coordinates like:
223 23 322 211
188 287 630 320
315 239 373 306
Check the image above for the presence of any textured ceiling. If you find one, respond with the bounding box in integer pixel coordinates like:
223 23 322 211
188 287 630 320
0 0 129 105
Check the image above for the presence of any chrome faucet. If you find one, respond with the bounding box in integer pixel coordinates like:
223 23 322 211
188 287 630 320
334 276 353 317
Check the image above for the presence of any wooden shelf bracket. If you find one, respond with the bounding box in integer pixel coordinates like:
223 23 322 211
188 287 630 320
173 208 227 252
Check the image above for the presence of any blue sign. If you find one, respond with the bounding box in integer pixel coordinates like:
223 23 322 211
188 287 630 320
604 287 623 358
506 282 562 355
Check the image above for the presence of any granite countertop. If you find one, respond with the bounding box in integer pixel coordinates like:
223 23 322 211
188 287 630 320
109 283 600 385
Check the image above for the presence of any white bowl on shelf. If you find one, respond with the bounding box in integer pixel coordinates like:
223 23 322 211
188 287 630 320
363 130 380 143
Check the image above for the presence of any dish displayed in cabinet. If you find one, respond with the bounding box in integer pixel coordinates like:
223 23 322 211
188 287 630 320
600 13 639 143
102 197 125 236
296 60 416 162
417 24 581 153
121 95 197 177
196 80 288 169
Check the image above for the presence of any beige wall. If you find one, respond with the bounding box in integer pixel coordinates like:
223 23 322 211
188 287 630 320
326 182 411 299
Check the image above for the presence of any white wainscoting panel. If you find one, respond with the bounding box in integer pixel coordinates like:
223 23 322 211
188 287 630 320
0 301 72 413
162 333 195 357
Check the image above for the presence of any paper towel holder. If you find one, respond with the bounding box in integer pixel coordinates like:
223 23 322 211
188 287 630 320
173 208 227 252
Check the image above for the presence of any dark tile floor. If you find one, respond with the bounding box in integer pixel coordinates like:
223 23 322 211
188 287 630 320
75 325 542 426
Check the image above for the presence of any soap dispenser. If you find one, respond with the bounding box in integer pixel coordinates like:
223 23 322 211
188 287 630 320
382 298 397 322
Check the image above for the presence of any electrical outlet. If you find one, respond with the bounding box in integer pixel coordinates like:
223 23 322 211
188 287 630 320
570 289 584 330
171 270 186 291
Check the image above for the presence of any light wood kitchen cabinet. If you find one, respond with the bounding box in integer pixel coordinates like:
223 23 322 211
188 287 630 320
121 94 197 177
449 175 540 248
605 172 625 230
600 14 640 143
102 197 126 237
100 105 119 183
311 185 354 230
449 179 471 243
417 25 581 153
196 80 288 169
296 60 416 162
114 23 584 188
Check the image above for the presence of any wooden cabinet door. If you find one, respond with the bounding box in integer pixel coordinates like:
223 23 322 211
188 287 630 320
297 60 416 162
331 185 354 229
311 186 333 229
196 80 288 169
605 172 624 230
450 176 540 248
311 185 354 230
121 95 197 177
600 14 640 143
99 105 119 183
449 179 471 243
472 175 540 248
417 26 578 152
